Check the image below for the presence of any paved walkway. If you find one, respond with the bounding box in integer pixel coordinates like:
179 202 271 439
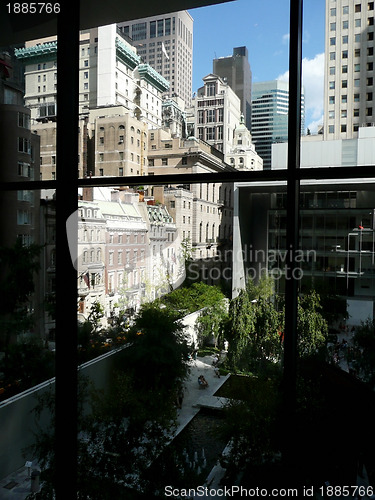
0 354 227 499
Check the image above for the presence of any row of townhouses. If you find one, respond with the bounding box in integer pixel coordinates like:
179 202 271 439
77 187 185 324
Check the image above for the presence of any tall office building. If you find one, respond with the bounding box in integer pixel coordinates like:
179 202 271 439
118 11 193 108
324 0 375 140
251 80 305 169
213 46 252 130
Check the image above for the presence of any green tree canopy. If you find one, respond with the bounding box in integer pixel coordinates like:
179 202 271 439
351 318 375 387
0 238 41 347
160 281 225 316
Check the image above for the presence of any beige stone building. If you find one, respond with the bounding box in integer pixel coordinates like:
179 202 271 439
88 106 149 178
147 128 235 265
15 24 169 180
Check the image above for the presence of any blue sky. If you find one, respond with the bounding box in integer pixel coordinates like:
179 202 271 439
189 0 326 131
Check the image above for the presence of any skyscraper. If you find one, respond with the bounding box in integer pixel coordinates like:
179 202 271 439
213 46 252 130
118 11 193 108
324 0 375 140
251 80 305 169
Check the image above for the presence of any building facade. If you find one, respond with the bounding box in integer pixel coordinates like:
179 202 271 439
77 200 107 318
213 46 252 130
117 10 193 108
15 25 169 180
251 79 305 170
189 73 242 155
226 113 263 171
232 179 375 323
324 0 375 140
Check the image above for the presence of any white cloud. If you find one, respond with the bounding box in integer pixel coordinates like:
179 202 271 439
277 52 325 132
306 115 323 134
282 33 290 45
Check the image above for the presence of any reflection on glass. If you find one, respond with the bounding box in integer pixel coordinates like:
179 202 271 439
234 181 375 303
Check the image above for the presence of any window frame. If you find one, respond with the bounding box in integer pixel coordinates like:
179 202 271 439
4 1 375 496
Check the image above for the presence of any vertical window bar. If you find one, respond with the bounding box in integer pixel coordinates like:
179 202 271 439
55 3 79 497
283 0 303 463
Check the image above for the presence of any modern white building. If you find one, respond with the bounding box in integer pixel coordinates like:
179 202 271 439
272 126 375 168
117 10 193 108
324 0 375 140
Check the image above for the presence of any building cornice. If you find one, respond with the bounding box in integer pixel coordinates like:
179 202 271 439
15 41 58 63
115 37 140 70
137 63 170 93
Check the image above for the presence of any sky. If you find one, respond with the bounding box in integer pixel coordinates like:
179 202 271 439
188 0 326 132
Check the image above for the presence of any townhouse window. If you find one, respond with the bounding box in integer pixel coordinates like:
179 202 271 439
207 109 215 122
206 127 215 140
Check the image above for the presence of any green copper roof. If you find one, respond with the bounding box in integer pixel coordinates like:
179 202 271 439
15 42 57 63
115 37 140 70
137 64 169 93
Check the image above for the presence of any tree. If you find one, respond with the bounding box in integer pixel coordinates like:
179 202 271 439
28 304 190 498
224 279 327 375
195 298 228 347
350 318 375 387
0 338 55 395
296 291 328 358
87 300 105 334
225 276 283 374
0 238 42 347
160 281 225 316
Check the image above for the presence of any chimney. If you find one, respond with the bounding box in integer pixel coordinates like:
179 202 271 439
82 187 93 201
153 186 165 205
